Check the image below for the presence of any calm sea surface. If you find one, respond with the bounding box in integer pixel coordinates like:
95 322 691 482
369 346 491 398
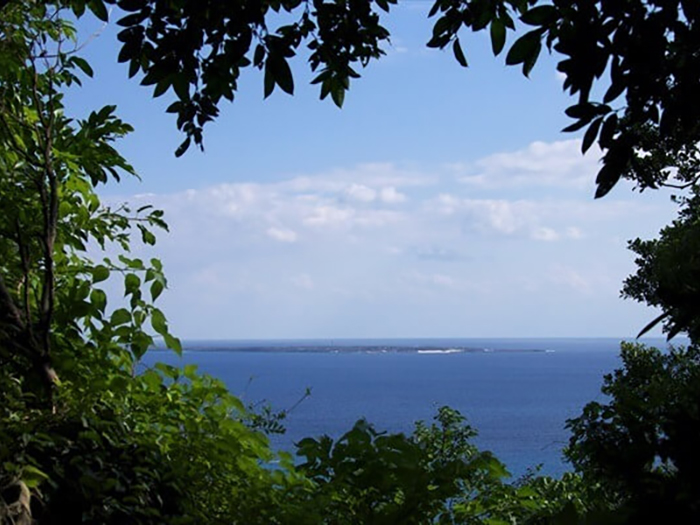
143 338 670 477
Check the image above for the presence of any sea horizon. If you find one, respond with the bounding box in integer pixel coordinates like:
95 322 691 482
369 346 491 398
143 336 685 476
151 335 680 354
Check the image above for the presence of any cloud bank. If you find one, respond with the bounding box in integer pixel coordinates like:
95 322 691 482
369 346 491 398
108 140 677 338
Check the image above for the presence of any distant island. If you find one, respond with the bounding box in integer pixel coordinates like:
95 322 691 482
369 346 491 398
153 342 551 354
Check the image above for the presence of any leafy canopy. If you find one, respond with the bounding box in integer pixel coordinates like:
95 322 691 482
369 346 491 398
2 1 700 523
20 0 696 200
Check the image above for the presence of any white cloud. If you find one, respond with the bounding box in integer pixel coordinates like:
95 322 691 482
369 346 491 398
303 205 352 227
346 183 377 202
532 227 560 242
424 194 651 243
379 186 407 204
282 162 436 193
267 227 298 243
450 139 600 190
108 142 679 338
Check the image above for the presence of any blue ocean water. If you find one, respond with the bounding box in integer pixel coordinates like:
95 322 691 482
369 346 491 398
144 338 669 477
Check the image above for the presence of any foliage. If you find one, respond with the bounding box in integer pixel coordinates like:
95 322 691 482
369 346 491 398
426 0 700 198
294 407 596 525
566 342 700 522
2 1 700 524
12 0 693 198
53 0 400 156
622 188 700 341
295 408 507 524
0 4 302 523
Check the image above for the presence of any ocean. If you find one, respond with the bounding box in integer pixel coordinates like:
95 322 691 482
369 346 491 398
144 337 670 477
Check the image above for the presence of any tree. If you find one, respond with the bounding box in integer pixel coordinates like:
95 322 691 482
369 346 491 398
2 0 700 523
566 342 700 522
0 0 689 200
622 189 700 341
0 0 171 409
0 4 302 522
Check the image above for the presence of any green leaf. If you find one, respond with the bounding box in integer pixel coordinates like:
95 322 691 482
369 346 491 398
131 332 153 359
522 39 541 77
604 79 626 104
520 5 557 26
505 30 542 68
562 119 589 133
22 465 49 489
150 279 164 301
90 289 107 313
599 114 618 148
175 137 191 157
92 265 110 283
264 59 275 98
452 39 468 67
376 0 390 12
72 57 94 78
163 332 182 355
637 312 669 338
153 78 170 98
582 117 603 154
124 273 140 296
331 81 345 108
490 19 506 56
140 225 156 245
151 308 168 335
155 362 179 379
88 0 109 22
565 103 595 119
119 256 145 270
428 1 440 18
272 55 294 95
111 308 131 326
173 75 189 100
594 164 621 199
253 44 265 68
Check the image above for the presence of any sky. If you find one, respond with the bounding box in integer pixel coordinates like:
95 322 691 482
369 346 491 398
65 4 681 340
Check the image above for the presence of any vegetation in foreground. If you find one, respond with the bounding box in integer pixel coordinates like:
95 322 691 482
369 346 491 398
2 1 699 523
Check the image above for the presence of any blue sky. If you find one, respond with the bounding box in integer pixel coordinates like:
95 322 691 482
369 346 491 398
67 5 679 339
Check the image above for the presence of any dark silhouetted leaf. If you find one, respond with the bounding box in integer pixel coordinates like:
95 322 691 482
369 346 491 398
582 117 603 153
71 57 93 78
505 30 542 68
88 0 109 22
637 312 669 338
331 82 345 108
452 38 467 67
263 59 275 98
521 5 557 26
490 19 506 56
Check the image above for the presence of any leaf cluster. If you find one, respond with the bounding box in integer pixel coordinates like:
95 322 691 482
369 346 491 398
566 342 700 522
53 0 398 156
425 0 700 198
0 6 301 523
4 3 700 525
622 188 700 342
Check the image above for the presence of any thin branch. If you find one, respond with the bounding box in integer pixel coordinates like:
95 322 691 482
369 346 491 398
14 219 33 342
660 178 699 190
0 273 25 331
